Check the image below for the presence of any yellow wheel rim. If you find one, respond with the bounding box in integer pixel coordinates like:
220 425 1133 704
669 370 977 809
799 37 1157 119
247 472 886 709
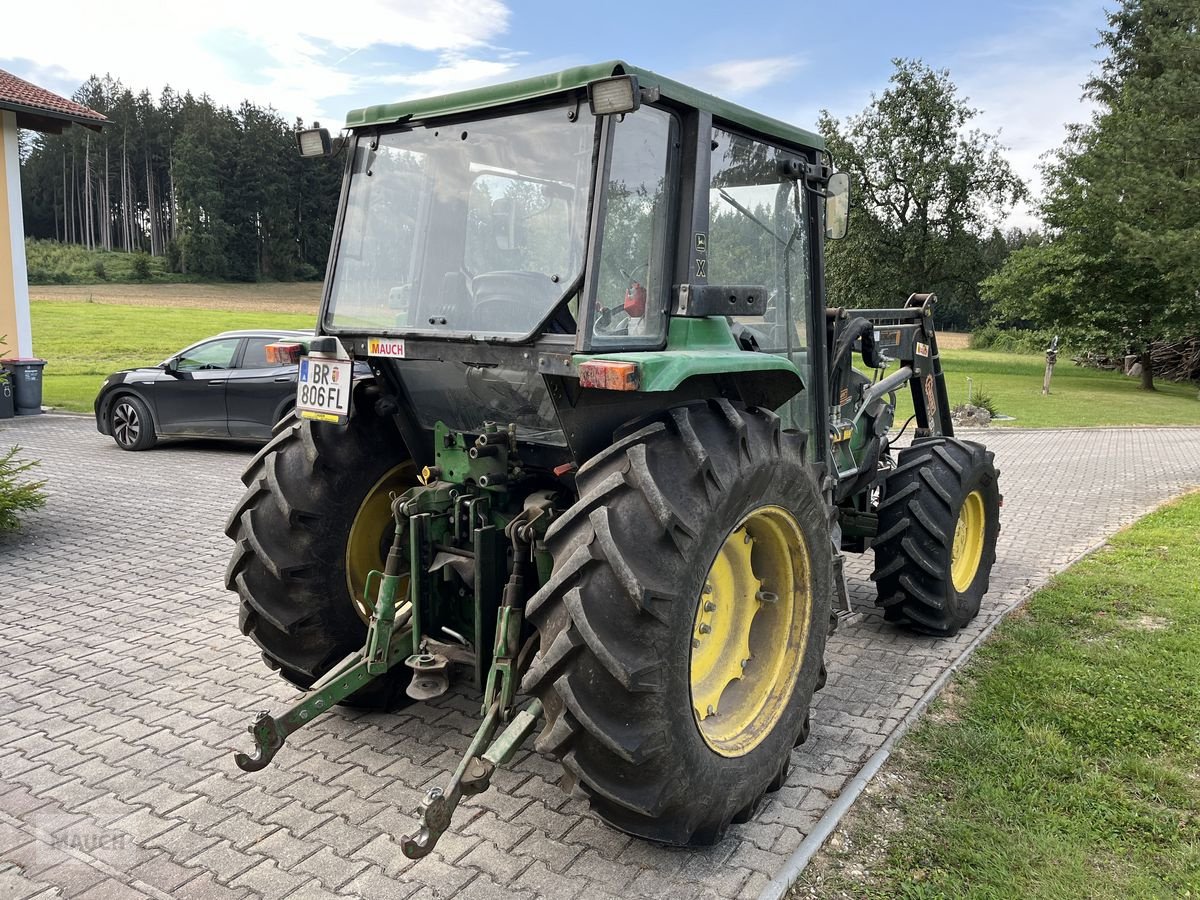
345 462 416 623
951 490 986 593
689 506 813 758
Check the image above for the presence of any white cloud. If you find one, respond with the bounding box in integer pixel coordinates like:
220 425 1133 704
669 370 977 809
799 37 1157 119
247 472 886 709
787 3 1105 230
692 56 806 97
376 56 520 94
1 0 512 122
951 0 1105 228
960 61 1096 230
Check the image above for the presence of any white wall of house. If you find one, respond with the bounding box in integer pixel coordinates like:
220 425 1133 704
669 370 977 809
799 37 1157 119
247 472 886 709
0 109 33 359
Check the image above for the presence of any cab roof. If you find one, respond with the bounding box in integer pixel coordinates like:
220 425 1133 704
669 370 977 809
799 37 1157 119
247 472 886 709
344 60 825 153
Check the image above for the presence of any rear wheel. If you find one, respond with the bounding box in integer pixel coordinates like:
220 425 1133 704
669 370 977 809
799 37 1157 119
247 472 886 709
872 437 1000 636
225 406 418 706
110 395 157 451
523 400 831 844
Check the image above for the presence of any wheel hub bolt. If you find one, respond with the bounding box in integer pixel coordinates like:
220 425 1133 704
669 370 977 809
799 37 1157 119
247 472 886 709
756 590 778 604
703 600 716 612
706 705 715 717
703 583 713 595
698 623 712 634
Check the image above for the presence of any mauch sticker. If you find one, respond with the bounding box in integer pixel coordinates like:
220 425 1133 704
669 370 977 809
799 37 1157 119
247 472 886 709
367 337 406 358
916 341 930 357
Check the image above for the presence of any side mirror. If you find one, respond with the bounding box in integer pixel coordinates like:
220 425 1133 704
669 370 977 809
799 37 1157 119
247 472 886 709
825 172 850 240
163 358 179 374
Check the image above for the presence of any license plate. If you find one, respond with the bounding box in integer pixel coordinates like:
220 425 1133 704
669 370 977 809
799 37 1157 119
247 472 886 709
297 357 352 423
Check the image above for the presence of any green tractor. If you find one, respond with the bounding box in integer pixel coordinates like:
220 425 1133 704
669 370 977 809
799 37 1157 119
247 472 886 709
226 62 1001 853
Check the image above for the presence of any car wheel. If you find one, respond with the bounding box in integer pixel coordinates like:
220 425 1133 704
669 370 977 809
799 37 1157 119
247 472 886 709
109 395 157 451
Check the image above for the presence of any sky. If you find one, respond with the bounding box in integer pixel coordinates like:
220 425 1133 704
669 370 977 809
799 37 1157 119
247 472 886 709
1 0 1111 228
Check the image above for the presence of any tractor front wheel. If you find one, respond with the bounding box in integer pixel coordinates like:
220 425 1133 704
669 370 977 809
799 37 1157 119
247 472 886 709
523 400 832 844
225 407 418 707
872 437 1000 636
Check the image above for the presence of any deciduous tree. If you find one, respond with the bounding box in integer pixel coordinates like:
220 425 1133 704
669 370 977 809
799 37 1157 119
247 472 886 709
984 0 1200 390
820 59 1026 329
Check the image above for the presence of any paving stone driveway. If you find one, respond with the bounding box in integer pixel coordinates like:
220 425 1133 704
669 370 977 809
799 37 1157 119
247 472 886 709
2 416 1198 900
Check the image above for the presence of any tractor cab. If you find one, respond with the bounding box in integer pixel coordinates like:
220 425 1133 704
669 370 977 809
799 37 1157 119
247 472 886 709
298 63 848 462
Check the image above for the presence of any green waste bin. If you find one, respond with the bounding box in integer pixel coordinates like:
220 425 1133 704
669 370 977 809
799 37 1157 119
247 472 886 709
1 359 47 415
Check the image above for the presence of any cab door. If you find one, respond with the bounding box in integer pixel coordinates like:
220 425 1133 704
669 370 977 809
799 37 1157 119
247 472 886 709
708 127 815 436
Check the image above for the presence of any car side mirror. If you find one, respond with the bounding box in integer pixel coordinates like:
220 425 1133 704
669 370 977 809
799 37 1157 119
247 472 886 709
164 358 179 374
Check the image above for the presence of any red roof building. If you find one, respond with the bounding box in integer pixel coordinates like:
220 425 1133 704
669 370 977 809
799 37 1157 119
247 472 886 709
2 69 107 371
0 68 107 133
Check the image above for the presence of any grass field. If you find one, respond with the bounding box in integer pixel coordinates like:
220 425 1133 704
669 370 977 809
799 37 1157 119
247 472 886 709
796 492 1200 899
31 301 315 412
20 286 1199 425
899 349 1199 427
29 282 322 314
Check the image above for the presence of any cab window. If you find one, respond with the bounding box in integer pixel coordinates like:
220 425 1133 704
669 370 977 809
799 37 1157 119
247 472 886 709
588 106 678 347
709 128 813 432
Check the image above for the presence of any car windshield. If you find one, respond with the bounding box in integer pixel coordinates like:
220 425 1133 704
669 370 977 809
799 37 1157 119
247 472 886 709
325 103 596 340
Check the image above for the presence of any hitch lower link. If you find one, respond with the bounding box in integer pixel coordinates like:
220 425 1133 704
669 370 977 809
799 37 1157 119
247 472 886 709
233 492 544 861
400 698 542 858
234 502 412 773
402 555 534 859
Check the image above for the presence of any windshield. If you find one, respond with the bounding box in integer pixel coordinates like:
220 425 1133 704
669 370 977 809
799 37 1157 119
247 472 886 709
326 103 595 339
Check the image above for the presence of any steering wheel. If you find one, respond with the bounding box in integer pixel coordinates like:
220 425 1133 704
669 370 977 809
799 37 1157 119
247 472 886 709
470 271 558 330
594 305 630 337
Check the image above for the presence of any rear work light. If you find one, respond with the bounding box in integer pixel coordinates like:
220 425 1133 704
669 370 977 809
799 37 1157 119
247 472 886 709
265 342 304 365
296 126 332 158
578 360 640 391
588 75 641 115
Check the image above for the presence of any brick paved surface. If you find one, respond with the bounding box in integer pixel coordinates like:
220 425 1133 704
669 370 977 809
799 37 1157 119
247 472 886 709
1 416 1198 899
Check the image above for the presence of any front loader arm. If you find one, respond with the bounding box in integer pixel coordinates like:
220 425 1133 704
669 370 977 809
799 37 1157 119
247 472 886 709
837 292 955 438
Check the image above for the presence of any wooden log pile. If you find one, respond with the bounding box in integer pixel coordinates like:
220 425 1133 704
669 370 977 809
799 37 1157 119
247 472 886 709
1151 338 1200 382
1072 337 1200 382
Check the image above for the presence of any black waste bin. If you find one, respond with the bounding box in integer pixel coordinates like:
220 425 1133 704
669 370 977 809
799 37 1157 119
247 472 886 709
1 359 47 415
0 373 14 419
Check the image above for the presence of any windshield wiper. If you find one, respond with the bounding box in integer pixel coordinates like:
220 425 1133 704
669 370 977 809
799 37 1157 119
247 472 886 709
718 188 786 246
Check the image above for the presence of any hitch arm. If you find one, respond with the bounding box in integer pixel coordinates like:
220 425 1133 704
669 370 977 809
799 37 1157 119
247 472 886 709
401 699 542 859
234 639 409 771
235 512 412 772
235 651 366 771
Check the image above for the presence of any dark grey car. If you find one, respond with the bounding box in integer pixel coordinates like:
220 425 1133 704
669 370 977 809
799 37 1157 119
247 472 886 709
94 329 312 450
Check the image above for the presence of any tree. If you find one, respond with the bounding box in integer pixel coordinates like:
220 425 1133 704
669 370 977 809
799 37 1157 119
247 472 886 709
984 0 1200 390
18 74 343 282
819 59 1026 329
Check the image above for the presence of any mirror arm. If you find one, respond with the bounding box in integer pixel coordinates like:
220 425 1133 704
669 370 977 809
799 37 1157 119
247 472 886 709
802 161 836 196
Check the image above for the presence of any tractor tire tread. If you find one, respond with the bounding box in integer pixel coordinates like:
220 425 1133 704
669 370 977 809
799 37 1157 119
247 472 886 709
525 400 831 845
224 408 412 705
872 437 1001 637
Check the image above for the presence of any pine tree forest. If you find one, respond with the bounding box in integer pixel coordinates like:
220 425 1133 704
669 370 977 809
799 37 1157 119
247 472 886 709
19 74 343 281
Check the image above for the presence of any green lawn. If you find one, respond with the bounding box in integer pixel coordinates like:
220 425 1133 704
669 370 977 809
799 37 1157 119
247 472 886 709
31 301 315 412
24 301 1200 425
798 492 1200 899
896 349 1200 427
